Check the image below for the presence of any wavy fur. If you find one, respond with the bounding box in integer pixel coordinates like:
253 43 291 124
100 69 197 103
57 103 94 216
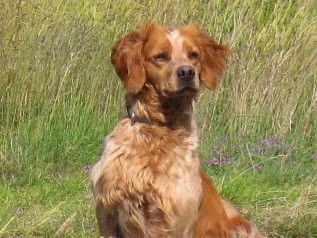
91 22 265 238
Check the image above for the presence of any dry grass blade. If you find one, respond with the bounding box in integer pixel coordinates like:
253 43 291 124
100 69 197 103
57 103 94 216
53 213 77 238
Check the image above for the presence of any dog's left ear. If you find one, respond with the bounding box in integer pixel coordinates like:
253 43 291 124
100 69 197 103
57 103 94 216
111 22 155 94
198 31 231 90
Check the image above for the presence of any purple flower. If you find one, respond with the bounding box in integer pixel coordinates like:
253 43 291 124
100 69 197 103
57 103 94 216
215 149 224 156
83 165 91 173
204 157 234 168
251 164 263 172
312 154 317 161
222 157 234 166
204 158 220 167
260 138 288 151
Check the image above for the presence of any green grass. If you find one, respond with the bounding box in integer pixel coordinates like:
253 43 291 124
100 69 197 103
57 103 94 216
1 0 317 237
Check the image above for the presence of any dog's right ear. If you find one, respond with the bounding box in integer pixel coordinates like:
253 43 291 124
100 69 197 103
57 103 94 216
111 22 156 94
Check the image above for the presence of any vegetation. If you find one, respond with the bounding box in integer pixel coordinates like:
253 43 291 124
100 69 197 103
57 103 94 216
1 0 316 237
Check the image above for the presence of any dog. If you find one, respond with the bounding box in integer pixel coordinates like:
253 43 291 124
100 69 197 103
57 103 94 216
91 22 265 238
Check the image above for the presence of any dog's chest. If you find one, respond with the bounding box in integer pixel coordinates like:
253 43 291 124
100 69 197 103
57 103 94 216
91 119 202 236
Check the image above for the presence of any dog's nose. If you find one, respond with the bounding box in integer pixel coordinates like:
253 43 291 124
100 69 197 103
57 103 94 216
177 65 195 81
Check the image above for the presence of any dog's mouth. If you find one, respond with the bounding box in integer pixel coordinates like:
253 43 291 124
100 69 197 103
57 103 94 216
178 77 199 92
178 86 199 94
166 84 199 98
161 81 199 98
161 87 198 99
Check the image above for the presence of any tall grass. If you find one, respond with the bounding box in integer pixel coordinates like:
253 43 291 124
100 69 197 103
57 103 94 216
1 0 316 237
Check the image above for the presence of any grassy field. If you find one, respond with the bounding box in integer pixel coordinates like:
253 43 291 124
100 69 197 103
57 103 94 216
1 0 317 237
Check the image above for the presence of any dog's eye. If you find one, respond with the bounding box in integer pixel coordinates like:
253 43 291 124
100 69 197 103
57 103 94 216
153 53 168 62
188 52 199 60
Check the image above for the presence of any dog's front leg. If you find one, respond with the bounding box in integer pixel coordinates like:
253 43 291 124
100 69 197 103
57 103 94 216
95 202 122 238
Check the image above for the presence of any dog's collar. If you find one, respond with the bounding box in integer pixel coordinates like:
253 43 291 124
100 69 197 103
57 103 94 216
126 105 151 126
126 105 136 125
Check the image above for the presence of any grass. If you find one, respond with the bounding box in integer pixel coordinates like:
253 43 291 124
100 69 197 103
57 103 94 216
1 0 316 237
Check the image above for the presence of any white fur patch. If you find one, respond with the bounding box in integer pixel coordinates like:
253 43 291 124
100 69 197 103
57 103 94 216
167 30 186 59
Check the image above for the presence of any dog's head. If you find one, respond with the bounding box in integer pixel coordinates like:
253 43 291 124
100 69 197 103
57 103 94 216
111 22 230 96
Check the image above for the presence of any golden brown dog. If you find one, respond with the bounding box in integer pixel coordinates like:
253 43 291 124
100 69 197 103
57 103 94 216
91 22 265 238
